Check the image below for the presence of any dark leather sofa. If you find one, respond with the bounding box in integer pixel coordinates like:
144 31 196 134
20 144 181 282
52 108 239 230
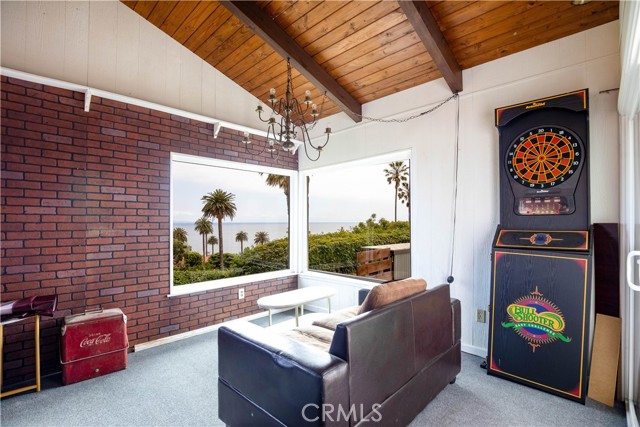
218 284 461 427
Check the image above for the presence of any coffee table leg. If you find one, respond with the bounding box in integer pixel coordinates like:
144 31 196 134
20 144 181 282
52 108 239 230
328 297 332 313
301 304 304 316
295 306 299 327
268 309 272 326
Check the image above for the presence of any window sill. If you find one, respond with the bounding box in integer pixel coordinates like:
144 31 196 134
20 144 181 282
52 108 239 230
167 269 296 297
298 271 379 288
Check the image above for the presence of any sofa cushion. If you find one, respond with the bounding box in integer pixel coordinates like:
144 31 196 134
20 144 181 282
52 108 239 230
357 278 427 314
279 325 334 352
312 306 359 331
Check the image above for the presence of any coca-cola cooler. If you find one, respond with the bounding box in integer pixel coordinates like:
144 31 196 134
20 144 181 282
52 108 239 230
61 308 129 385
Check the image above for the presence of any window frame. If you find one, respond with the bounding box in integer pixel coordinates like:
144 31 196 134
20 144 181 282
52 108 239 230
297 149 413 281
168 152 299 297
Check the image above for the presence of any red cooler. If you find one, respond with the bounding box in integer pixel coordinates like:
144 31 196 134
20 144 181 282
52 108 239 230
61 308 128 385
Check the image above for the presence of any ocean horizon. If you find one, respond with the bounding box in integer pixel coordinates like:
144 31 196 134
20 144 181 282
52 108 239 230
173 221 357 255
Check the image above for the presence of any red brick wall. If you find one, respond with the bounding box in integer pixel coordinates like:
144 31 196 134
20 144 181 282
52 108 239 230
1 75 298 387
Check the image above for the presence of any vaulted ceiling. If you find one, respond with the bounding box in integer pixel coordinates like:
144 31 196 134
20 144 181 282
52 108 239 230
122 1 619 122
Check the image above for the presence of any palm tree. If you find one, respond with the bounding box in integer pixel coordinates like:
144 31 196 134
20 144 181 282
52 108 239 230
202 189 237 269
398 180 411 222
194 217 213 261
235 231 248 253
265 174 290 216
254 231 270 245
173 227 188 243
384 161 409 221
207 235 218 257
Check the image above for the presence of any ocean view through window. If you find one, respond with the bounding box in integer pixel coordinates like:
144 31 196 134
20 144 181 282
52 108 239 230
170 154 298 291
304 152 412 281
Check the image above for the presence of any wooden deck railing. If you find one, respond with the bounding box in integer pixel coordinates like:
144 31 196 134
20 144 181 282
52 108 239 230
356 248 393 281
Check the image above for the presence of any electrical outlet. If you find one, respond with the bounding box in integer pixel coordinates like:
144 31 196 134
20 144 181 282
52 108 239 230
476 308 487 323
238 288 245 299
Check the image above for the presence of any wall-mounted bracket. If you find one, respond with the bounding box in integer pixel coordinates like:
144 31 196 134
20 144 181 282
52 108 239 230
84 89 92 112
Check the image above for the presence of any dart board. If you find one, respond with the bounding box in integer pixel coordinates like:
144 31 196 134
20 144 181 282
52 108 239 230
507 126 584 190
495 89 590 231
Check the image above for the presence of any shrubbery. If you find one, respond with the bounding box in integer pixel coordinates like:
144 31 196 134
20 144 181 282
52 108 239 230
309 221 409 275
172 216 410 286
207 253 240 269
184 252 203 267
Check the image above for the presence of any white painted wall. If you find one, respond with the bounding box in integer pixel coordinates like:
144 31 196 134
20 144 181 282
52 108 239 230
0 1 622 356
303 21 621 356
0 0 265 130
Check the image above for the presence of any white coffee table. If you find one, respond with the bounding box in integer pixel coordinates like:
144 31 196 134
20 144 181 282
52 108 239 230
257 287 336 327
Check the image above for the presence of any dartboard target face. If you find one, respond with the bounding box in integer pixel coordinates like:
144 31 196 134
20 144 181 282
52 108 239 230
506 126 583 190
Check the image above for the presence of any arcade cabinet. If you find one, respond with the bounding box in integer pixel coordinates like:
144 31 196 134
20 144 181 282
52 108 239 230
488 89 593 403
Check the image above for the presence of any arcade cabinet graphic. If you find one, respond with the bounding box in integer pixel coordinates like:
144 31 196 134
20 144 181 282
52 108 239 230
488 89 593 403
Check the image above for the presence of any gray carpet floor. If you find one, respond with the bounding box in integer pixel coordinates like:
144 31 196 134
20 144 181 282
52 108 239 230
0 316 627 427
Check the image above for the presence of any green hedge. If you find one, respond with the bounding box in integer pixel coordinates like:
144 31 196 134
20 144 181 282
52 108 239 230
235 221 410 275
172 220 410 285
236 238 290 275
308 225 409 275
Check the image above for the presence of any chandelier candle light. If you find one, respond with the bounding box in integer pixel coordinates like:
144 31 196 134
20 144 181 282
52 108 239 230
242 58 331 161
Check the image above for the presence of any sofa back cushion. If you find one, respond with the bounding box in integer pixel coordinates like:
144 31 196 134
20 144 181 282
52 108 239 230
357 278 427 314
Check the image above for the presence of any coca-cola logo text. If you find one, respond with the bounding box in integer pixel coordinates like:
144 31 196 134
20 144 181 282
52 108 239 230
80 333 112 348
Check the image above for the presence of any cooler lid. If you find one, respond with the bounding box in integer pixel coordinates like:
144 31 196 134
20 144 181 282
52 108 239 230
64 308 126 325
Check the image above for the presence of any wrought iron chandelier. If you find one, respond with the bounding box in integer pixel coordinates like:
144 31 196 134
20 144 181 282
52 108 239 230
242 58 331 161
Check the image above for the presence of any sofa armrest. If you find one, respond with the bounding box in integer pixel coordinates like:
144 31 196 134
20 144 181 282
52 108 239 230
451 298 461 345
218 322 349 427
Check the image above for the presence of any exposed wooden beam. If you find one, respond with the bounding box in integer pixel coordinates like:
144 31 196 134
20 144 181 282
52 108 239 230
398 1 463 93
219 1 362 123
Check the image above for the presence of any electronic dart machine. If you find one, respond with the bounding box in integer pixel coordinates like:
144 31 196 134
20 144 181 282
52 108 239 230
488 89 593 403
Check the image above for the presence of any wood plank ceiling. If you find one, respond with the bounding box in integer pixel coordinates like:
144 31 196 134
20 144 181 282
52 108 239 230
122 1 619 121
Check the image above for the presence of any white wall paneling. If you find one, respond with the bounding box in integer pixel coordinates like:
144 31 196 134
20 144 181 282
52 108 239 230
178 46 203 113
63 1 89 84
138 18 166 104
88 1 117 92
115 1 140 97
25 2 66 82
1 1 27 71
0 0 268 132
164 40 183 111
201 61 218 119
